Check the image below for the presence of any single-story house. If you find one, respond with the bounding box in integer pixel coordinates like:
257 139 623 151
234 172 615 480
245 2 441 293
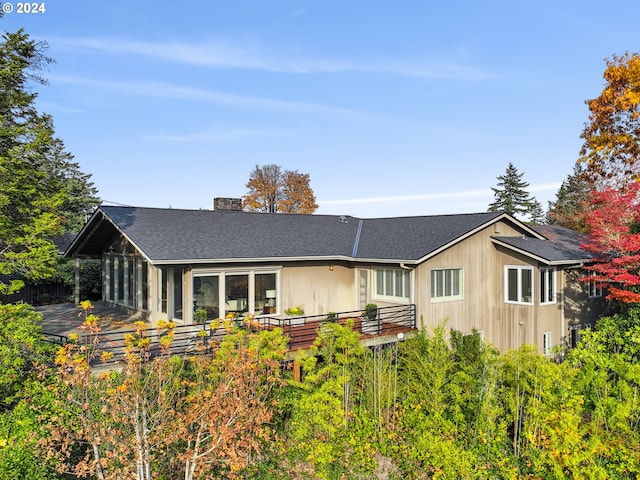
64 198 605 354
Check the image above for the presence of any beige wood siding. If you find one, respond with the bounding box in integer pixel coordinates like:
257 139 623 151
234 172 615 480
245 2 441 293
414 220 569 353
281 264 356 315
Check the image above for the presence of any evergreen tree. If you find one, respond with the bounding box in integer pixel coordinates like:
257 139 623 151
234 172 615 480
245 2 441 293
488 162 536 218
0 29 99 294
546 163 591 232
528 199 546 224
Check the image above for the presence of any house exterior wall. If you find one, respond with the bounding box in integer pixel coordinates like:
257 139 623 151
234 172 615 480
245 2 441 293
280 264 355 315
413 220 578 354
149 262 357 325
94 219 605 354
562 268 606 331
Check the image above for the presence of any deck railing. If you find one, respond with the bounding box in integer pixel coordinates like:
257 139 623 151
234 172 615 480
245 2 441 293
42 304 416 366
264 304 416 350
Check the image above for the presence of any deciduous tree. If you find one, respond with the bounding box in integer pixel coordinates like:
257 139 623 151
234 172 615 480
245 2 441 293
579 52 640 187
44 303 287 479
580 183 640 303
0 303 53 410
243 164 318 214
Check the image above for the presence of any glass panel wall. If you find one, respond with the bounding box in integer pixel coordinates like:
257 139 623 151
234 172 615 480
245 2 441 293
255 272 277 315
193 275 220 320
173 268 183 320
193 270 279 321
225 274 249 316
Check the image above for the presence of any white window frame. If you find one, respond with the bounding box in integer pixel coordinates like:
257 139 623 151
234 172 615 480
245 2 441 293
430 268 464 302
539 267 556 304
505 266 534 305
373 268 411 302
587 272 603 298
542 331 552 356
192 268 280 319
463 330 484 342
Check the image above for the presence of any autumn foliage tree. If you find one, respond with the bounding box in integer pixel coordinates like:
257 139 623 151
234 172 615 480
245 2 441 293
242 164 318 214
579 52 640 187
43 302 287 479
580 182 640 303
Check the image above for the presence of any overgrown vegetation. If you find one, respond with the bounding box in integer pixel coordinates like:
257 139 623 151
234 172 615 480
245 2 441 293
2 303 640 478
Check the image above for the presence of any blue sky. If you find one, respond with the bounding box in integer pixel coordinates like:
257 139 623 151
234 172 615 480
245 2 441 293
2 1 639 218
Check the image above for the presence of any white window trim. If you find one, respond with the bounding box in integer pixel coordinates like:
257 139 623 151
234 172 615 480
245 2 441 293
192 268 281 318
543 331 552 356
373 268 411 303
587 272 603 298
463 330 484 342
505 265 534 305
430 267 464 303
539 267 556 305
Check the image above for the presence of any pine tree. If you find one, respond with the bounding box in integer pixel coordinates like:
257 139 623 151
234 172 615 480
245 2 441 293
488 163 536 218
528 200 546 224
0 29 99 293
546 163 591 232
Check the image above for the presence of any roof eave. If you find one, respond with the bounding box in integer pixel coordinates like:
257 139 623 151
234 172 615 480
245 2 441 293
414 212 524 264
491 238 593 266
150 255 419 266
65 206 153 263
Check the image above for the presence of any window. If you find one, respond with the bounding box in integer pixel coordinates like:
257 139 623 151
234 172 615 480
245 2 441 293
193 270 279 320
542 331 552 356
255 272 277 315
540 268 556 304
587 272 603 298
570 323 591 348
431 268 463 301
105 255 149 311
505 266 533 304
159 267 183 320
374 268 410 301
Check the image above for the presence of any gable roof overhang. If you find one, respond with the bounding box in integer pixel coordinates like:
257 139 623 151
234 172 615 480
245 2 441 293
490 236 594 267
411 213 542 264
64 208 152 262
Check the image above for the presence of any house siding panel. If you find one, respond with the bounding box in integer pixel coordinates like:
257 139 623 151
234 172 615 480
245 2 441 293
281 264 355 316
415 220 562 353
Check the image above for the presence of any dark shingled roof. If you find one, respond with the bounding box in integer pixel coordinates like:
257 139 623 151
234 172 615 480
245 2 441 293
492 224 594 264
66 206 507 264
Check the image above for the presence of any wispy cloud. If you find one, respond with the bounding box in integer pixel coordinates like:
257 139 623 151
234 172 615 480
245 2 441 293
320 183 560 206
50 36 495 80
49 74 359 115
320 189 493 206
143 125 293 143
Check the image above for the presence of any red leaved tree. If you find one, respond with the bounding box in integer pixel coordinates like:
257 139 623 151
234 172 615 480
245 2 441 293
581 182 640 302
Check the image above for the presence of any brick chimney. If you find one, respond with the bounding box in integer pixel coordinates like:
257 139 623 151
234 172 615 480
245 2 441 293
213 197 242 211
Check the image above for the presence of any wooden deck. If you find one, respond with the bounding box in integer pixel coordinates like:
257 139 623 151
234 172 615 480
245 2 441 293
40 304 417 366
280 316 415 352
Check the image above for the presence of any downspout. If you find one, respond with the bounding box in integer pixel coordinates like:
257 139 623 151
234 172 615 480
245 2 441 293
400 263 415 326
